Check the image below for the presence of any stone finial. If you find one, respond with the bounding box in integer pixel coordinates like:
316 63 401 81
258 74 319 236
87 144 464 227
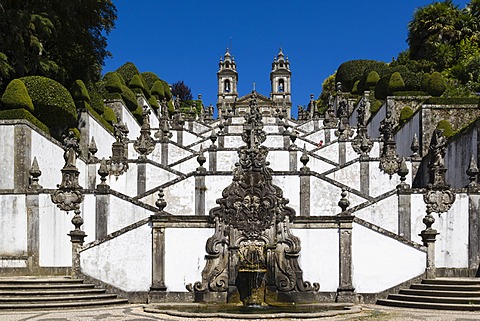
338 188 350 213
97 158 110 191
397 157 409 189
71 208 84 231
155 189 167 214
197 145 206 171
29 157 42 190
88 137 98 163
466 154 479 188
289 130 298 146
411 134 420 157
300 144 309 172
209 130 217 149
218 120 225 134
134 107 156 160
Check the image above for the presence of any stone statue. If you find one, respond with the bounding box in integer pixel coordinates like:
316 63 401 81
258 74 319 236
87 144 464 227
63 131 80 167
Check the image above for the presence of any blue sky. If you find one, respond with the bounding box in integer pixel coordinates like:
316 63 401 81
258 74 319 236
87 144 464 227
103 0 470 116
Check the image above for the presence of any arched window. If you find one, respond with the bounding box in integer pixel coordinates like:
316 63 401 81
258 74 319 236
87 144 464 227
278 79 284 92
224 79 231 92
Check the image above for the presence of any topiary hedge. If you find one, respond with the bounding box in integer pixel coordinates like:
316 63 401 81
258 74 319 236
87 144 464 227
427 72 446 97
116 62 146 88
399 106 414 125
20 76 77 130
148 96 159 110
102 106 117 126
1 79 34 112
120 84 139 111
336 60 387 92
369 99 383 114
142 72 161 90
425 97 480 105
388 72 405 93
436 119 454 137
151 80 165 100
374 75 389 100
421 73 431 92
365 70 380 88
163 80 172 101
86 81 106 114
70 80 90 103
0 108 50 135
104 72 123 93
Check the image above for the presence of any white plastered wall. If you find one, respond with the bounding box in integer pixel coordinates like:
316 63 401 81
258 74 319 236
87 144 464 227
0 195 27 255
108 195 153 233
0 126 15 189
31 130 64 189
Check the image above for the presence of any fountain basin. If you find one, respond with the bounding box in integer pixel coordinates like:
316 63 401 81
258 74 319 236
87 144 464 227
144 302 361 319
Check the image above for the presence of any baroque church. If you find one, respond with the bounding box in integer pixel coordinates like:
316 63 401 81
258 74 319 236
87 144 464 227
0 47 480 311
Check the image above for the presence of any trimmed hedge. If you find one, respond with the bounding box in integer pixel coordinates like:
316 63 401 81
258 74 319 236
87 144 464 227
369 99 383 114
104 72 123 93
70 80 90 103
427 72 446 97
365 71 380 87
120 85 139 111
151 80 165 100
102 106 117 126
388 72 405 93
116 62 145 87
142 72 161 90
163 80 172 101
425 97 480 105
421 73 431 92
392 91 428 96
20 76 77 129
84 102 113 133
87 81 106 114
0 108 50 135
336 60 387 92
436 120 454 137
1 79 34 112
374 75 389 100
148 96 159 110
351 80 360 94
399 106 414 125
129 74 145 90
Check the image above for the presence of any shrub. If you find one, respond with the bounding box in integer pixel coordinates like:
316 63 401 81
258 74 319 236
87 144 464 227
0 108 49 135
399 106 414 125
1 79 34 112
392 91 428 96
131 103 143 124
129 74 145 90
365 71 380 87
151 80 165 100
163 81 172 101
351 80 360 94
388 72 405 93
427 72 446 97
86 81 106 114
369 99 383 114
69 80 90 103
421 73 431 92
20 76 77 130
104 72 123 93
102 106 117 125
374 75 389 100
148 96 159 110
120 84 139 111
336 60 387 92
425 97 479 105
142 72 161 90
436 119 454 137
116 62 145 87
84 102 113 133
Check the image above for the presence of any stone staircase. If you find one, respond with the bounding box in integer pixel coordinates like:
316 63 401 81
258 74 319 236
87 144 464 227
0 277 128 310
377 278 480 311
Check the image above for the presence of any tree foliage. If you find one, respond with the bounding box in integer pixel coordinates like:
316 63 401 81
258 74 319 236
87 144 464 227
0 0 117 89
171 80 193 101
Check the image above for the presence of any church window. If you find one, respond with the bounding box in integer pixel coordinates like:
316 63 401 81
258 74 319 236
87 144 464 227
224 79 231 92
278 79 284 92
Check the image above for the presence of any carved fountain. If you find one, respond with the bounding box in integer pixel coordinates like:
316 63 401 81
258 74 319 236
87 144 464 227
186 92 319 306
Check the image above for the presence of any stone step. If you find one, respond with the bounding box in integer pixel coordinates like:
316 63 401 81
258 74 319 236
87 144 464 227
422 278 480 286
400 288 480 298
0 288 107 296
0 293 118 303
0 298 129 310
0 277 128 310
377 298 480 311
410 283 480 292
388 293 480 305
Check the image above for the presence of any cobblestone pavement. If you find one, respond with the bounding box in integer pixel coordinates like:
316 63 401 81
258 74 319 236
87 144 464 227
0 304 479 321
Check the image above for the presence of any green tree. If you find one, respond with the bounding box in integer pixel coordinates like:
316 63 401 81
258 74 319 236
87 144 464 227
0 0 117 88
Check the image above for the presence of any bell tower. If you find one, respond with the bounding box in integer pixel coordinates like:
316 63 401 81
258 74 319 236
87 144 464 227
270 48 292 118
217 48 238 117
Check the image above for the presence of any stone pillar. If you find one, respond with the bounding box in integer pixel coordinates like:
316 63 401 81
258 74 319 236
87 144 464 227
151 216 167 291
283 135 291 149
137 162 146 195
68 210 86 279
336 214 357 303
324 129 331 144
87 163 97 190
209 148 217 172
26 193 40 272
289 149 297 172
161 142 168 166
95 194 109 240
338 141 346 166
195 173 206 216
14 125 31 191
218 134 225 148
299 173 310 216
359 158 369 195
397 189 412 240
468 192 480 276
419 213 438 279
177 130 183 146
